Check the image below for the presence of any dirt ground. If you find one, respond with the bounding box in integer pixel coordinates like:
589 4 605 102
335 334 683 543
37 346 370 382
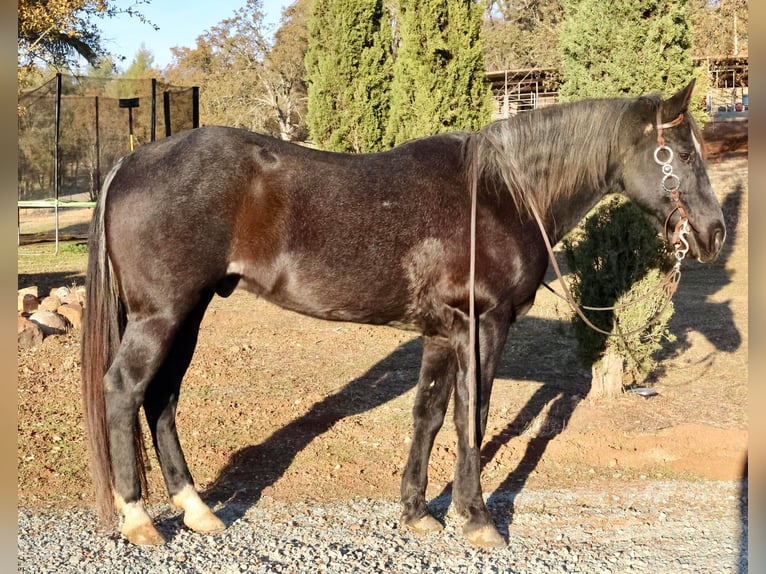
17 121 748 514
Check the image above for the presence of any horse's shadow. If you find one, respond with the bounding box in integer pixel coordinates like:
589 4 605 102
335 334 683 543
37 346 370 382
184 188 744 539
198 338 423 524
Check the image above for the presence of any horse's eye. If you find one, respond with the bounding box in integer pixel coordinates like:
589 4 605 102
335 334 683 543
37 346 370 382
678 152 694 163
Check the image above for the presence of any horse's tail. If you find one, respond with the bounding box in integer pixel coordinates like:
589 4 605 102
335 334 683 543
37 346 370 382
81 158 147 524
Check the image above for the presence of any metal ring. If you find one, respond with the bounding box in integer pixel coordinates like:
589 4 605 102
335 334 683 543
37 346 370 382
662 173 680 192
662 163 673 176
654 145 673 165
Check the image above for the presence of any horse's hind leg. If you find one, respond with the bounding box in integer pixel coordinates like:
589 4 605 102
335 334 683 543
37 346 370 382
105 314 181 545
142 292 225 536
400 336 456 533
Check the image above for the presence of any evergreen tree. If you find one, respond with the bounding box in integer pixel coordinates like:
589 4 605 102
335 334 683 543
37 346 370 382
562 197 676 392
305 0 393 152
385 0 492 147
559 0 696 102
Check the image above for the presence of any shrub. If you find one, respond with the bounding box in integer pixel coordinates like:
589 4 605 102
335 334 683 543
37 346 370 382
562 196 677 392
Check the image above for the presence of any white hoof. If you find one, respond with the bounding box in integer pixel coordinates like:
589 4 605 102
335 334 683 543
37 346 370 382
114 494 165 545
171 485 226 535
401 513 444 534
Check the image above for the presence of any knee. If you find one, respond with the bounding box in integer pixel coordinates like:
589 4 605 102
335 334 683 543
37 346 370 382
104 383 144 425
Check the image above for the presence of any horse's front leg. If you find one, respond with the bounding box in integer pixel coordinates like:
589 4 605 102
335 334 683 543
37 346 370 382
400 336 456 533
452 313 511 548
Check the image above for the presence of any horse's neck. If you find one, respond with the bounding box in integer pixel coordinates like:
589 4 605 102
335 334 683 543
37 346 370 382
521 103 624 244
545 184 612 245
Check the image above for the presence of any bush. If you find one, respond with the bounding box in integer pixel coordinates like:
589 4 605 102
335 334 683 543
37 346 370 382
562 196 676 392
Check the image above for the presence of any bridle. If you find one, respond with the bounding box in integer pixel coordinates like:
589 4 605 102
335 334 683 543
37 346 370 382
656 109 692 267
464 107 692 447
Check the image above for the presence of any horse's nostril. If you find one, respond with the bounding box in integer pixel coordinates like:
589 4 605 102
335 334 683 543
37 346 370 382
712 226 725 254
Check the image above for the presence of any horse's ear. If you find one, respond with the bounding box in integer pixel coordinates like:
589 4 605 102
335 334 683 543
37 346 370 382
662 79 696 119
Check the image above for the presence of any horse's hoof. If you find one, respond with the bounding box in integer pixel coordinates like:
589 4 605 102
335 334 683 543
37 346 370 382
401 513 444 534
122 522 166 546
171 485 226 535
116 495 164 545
184 509 226 535
464 524 506 549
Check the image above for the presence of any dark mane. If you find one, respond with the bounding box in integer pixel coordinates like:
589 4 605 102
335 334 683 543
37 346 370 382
472 97 644 216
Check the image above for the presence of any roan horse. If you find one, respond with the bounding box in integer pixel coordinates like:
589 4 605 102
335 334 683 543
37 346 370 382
81 80 725 548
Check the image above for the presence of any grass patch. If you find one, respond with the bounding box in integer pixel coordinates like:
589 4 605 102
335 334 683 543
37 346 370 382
17 241 89 292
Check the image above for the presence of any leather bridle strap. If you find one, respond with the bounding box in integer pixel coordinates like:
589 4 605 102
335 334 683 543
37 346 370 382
467 137 479 448
656 110 684 147
654 109 691 250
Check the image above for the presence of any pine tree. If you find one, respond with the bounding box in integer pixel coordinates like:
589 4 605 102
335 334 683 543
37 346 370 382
562 197 676 394
384 0 492 147
305 0 393 152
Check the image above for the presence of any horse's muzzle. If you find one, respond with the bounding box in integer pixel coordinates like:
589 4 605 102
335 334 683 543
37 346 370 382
694 221 726 263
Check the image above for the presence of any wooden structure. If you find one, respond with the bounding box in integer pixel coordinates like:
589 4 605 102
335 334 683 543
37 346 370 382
485 67 560 120
485 55 749 118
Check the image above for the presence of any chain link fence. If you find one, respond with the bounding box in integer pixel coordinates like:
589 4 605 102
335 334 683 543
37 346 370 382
18 73 198 248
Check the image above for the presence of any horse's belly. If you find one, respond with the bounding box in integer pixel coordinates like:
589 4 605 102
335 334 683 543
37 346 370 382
227 256 409 325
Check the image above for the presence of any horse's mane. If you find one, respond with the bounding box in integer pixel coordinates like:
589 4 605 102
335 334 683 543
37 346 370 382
470 95 659 216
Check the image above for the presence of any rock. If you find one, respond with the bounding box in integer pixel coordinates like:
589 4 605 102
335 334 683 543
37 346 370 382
53 286 71 300
28 311 68 336
17 287 39 313
38 296 61 312
57 303 83 330
62 291 81 305
74 286 87 306
20 293 38 314
18 316 43 349
18 286 38 298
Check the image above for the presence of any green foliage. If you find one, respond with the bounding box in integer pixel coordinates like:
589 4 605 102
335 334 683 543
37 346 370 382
60 241 89 254
121 44 157 80
384 0 493 147
562 197 676 383
559 0 695 102
305 0 393 152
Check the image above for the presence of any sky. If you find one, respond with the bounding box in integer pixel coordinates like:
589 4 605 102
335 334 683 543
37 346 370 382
96 0 289 71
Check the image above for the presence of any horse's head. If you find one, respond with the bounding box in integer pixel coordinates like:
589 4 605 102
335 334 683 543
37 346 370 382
621 80 726 264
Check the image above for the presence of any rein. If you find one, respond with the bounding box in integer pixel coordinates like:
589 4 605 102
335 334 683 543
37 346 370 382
467 138 479 448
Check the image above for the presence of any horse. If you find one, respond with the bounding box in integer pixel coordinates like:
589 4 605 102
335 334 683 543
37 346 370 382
81 79 725 548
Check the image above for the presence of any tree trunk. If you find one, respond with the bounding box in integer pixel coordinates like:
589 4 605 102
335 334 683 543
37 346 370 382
590 350 624 398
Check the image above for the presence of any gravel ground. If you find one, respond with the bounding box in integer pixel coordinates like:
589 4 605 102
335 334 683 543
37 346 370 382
19 480 747 573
